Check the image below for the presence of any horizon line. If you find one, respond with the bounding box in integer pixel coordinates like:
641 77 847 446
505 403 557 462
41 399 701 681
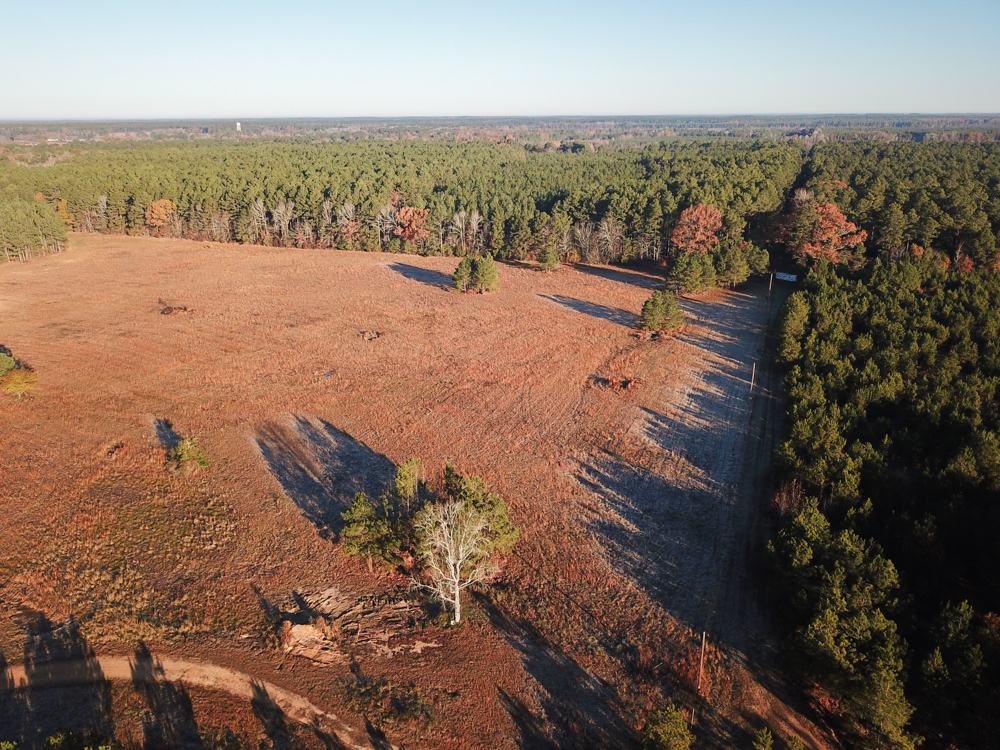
3 112 1000 125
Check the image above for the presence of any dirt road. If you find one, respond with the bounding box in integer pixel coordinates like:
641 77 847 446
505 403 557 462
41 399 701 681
572 278 823 744
4 654 369 749
579 279 786 652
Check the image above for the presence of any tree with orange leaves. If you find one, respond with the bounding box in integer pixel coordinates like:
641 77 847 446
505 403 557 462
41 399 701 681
145 199 176 234
671 203 723 254
789 202 867 265
394 206 431 244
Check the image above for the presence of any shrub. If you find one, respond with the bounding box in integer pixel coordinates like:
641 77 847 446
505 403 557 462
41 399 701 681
0 352 16 378
170 437 208 471
1 368 36 396
639 705 693 750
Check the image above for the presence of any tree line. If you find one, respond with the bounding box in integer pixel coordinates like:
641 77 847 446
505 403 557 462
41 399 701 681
771 257 1000 749
0 139 802 265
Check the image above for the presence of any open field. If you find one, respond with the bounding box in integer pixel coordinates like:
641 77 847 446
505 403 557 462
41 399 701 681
0 235 830 748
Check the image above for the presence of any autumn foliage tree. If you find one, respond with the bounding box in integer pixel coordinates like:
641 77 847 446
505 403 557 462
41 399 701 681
671 203 723 254
788 202 867 265
393 206 431 244
144 199 176 234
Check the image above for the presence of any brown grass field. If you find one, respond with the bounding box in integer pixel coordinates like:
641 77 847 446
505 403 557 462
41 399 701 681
0 234 833 749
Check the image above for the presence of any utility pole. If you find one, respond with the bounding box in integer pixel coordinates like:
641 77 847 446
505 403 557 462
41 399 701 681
697 630 707 693
769 272 774 296
750 362 756 398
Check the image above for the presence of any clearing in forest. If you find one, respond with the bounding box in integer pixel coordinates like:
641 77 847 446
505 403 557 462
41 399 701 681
0 235 827 749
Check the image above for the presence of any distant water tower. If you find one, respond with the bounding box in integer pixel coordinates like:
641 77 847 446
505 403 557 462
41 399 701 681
236 122 241 133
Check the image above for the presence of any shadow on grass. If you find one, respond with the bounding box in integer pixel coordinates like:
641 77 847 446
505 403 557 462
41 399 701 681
540 295 638 328
152 417 181 451
255 414 396 539
0 616 115 748
387 263 453 288
483 600 631 749
574 264 664 290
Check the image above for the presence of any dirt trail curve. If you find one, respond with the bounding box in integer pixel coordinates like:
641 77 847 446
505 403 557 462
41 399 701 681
3 655 373 750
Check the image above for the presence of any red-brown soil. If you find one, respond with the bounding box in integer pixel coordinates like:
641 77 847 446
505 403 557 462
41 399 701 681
0 235 833 748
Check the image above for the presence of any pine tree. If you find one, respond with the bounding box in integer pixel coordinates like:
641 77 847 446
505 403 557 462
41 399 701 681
667 252 716 294
537 245 560 271
637 290 684 332
453 255 474 291
638 705 693 750
472 253 499 292
341 492 399 570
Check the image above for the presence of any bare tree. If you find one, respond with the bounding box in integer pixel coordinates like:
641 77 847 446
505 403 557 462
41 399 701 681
792 188 813 207
293 219 314 248
597 216 624 263
319 199 334 247
374 204 397 250
449 210 469 254
337 201 356 226
557 226 573 260
210 212 231 243
467 210 483 254
249 198 269 243
272 201 295 244
168 211 184 238
574 220 597 263
414 501 497 624
95 195 108 229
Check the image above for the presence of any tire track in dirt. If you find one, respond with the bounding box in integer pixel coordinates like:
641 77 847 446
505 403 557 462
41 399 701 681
4 654 370 749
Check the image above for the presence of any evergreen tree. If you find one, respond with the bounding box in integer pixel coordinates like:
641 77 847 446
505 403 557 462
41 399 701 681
637 290 684 332
341 492 400 569
453 255 474 291
471 253 499 292
537 245 560 271
667 252 716 294
638 705 693 750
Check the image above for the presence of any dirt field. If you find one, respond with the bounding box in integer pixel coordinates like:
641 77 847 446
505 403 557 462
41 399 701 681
0 235 831 748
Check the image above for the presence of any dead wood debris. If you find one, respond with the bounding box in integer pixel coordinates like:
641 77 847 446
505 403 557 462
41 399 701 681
279 586 424 665
359 330 383 341
158 299 191 315
591 376 643 392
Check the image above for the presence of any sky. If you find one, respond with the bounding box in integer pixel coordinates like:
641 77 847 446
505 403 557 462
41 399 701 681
2 0 998 119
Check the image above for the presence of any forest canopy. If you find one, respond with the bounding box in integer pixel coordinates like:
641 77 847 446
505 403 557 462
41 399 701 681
0 139 802 262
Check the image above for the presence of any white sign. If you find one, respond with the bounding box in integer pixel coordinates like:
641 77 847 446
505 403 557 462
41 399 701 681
775 272 798 282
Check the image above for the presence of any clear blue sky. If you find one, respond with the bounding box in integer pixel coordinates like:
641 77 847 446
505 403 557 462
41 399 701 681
2 0 998 119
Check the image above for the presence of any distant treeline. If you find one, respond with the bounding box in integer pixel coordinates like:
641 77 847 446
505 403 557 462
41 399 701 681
4 114 999 144
0 140 802 263
772 259 1000 748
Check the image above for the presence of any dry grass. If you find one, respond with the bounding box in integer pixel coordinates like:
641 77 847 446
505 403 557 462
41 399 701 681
0 234 831 748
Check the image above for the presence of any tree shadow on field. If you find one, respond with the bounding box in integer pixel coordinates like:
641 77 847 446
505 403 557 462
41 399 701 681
152 417 181 451
255 414 396 539
0 615 115 748
130 643 201 749
540 295 638 328
252 682 292 750
574 264 664 290
483 600 632 749
387 263 452 288
676 283 770 361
